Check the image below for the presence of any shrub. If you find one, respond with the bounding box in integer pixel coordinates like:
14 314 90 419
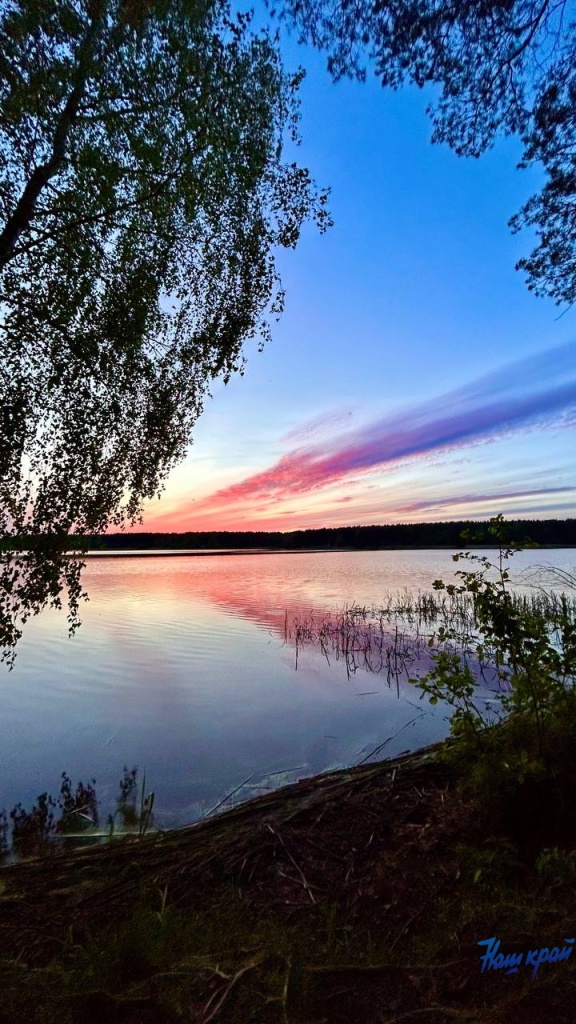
411 515 576 848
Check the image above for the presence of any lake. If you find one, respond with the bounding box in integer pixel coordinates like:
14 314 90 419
1 547 574 828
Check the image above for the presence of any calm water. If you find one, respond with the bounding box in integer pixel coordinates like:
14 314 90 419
1 548 574 826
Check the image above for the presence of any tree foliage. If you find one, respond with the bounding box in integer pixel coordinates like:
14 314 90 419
279 0 576 305
0 0 330 666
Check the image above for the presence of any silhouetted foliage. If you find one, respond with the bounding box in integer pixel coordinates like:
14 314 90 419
0 767 149 857
9 792 58 855
0 0 330 667
58 772 98 834
279 0 576 304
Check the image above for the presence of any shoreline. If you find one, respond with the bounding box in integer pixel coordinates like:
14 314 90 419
4 544 575 561
2 735 575 1022
71 543 576 557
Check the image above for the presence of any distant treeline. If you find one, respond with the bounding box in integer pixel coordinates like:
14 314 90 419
3 520 575 556
85 519 576 551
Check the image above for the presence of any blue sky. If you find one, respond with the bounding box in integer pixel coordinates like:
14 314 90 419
135 27 576 533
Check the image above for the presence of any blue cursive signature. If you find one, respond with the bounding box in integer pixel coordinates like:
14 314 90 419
478 936 574 979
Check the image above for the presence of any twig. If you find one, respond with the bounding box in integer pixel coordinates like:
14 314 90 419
263 954 293 1023
246 853 262 883
303 835 347 864
203 961 260 1023
303 957 470 974
259 765 308 778
204 775 255 818
267 824 316 904
281 956 292 1024
313 806 327 826
390 885 444 952
383 1007 481 1023
356 715 426 767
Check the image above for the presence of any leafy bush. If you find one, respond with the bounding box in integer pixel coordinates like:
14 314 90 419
10 791 58 855
411 514 576 847
57 773 98 834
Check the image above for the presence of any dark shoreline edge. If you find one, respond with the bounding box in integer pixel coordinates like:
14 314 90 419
70 544 576 558
74 547 340 558
5 517 576 558
0 740 449 874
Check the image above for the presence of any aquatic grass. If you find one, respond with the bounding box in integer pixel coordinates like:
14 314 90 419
283 584 576 695
104 765 155 839
283 605 432 685
0 766 155 861
138 769 155 837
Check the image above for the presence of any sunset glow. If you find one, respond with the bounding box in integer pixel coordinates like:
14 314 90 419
133 343 576 533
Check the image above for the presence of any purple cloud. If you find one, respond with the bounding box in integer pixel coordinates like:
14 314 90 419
202 342 576 507
394 486 576 515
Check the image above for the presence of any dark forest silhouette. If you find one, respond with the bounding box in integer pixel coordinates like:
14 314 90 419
88 519 576 551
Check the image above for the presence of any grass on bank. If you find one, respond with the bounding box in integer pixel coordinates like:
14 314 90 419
1 729 576 1024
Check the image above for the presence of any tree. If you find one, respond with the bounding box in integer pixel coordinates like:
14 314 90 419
279 0 576 305
0 0 330 667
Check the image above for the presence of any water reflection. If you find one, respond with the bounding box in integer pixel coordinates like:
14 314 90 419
1 549 574 829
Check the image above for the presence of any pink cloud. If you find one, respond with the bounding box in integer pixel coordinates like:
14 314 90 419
138 342 576 531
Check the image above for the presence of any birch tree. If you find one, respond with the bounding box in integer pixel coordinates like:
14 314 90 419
0 0 330 666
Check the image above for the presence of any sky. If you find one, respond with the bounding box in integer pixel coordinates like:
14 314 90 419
132 23 576 534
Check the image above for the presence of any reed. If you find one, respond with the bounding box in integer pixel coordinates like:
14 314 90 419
283 585 576 692
283 606 426 684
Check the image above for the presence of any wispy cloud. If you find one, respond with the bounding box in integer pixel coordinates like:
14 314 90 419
141 342 576 530
280 408 356 446
393 486 576 516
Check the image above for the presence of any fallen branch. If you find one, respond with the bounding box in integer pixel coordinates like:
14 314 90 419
203 960 262 1023
204 775 255 818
